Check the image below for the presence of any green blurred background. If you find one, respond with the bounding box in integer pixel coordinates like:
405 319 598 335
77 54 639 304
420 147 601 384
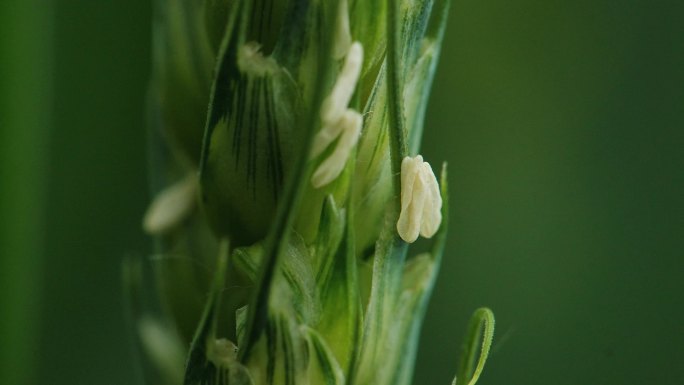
1 0 682 384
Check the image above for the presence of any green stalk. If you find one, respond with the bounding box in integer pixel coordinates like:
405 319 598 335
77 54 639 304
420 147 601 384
386 0 409 204
0 1 52 384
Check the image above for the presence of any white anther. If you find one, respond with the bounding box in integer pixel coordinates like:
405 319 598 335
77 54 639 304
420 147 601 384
311 111 348 159
237 41 278 76
396 155 442 243
320 42 363 126
332 0 352 60
311 42 364 188
311 110 362 188
142 174 197 235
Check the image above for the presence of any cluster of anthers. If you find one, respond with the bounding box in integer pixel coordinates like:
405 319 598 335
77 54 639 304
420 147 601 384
396 155 442 243
312 91 443 246
310 1 442 244
310 0 362 189
145 2 444 246
310 45 364 188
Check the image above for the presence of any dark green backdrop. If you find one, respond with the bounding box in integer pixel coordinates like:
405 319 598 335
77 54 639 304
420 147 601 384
1 0 682 384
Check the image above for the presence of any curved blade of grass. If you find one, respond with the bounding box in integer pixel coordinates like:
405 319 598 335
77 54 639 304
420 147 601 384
453 307 495 385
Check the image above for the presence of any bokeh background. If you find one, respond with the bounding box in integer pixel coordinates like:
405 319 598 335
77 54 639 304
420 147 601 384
1 0 682 384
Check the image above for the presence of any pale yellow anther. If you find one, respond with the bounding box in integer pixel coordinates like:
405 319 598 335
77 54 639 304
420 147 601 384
311 42 364 188
142 174 197 235
311 110 362 188
396 155 442 243
320 42 363 126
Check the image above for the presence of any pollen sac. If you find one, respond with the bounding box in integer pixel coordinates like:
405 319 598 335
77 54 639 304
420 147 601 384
311 42 364 188
311 110 362 188
396 155 442 243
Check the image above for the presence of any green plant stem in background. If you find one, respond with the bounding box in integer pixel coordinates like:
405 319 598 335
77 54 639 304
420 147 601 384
0 1 52 384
